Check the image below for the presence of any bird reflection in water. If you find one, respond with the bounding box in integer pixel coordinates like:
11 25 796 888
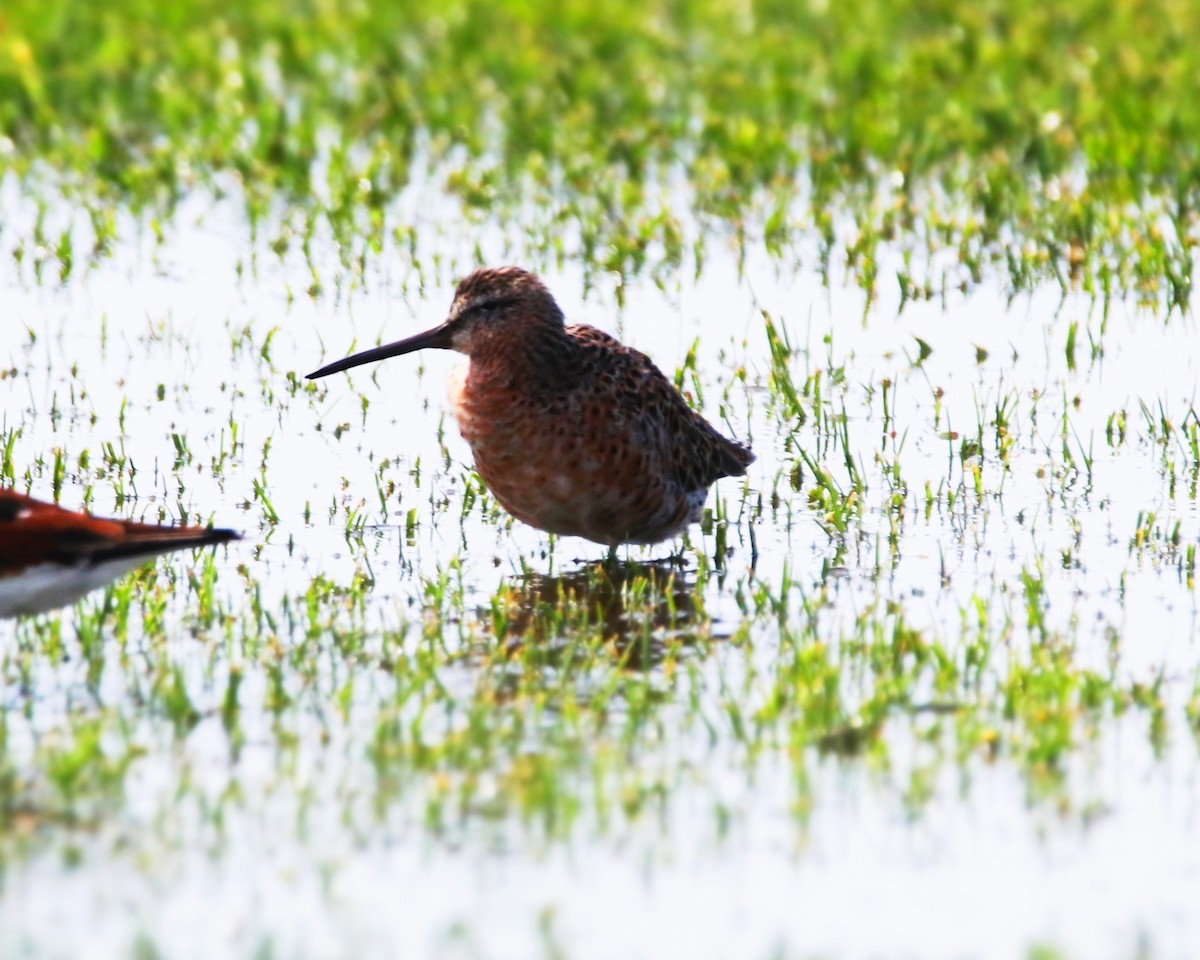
487 560 703 671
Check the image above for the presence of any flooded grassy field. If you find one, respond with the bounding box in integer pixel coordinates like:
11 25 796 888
2 1 1199 957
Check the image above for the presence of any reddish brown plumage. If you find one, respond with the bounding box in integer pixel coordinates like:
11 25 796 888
308 266 754 546
0 489 240 616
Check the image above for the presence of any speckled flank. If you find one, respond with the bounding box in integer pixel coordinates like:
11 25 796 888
435 267 753 545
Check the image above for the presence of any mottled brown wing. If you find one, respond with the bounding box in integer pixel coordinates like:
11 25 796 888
568 325 754 491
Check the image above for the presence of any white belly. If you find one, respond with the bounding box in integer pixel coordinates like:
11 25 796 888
0 559 147 618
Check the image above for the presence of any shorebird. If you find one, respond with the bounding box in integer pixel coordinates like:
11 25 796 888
307 266 753 547
0 489 240 618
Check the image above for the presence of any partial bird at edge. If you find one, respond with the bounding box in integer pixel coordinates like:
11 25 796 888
0 489 240 618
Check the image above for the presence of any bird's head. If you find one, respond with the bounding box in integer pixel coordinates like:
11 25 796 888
305 266 562 379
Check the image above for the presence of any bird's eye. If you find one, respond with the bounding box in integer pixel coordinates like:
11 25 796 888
467 296 520 318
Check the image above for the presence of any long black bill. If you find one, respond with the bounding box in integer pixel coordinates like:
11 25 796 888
306 323 455 379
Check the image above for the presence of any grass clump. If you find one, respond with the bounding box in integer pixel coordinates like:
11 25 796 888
1 0 1198 305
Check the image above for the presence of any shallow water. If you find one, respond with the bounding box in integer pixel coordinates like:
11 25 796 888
1 176 1199 959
